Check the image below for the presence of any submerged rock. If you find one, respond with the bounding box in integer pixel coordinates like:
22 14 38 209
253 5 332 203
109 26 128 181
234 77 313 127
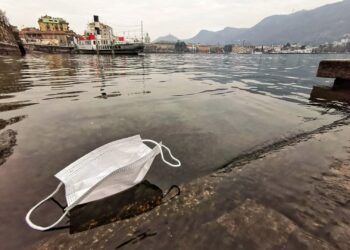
0 129 17 166
0 101 36 112
0 115 26 130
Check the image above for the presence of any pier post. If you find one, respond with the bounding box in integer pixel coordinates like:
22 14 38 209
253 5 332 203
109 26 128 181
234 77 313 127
310 60 350 103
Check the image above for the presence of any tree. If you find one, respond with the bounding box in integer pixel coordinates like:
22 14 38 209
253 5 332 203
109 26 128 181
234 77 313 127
0 10 10 26
175 40 187 53
282 43 291 50
224 44 232 53
346 42 350 53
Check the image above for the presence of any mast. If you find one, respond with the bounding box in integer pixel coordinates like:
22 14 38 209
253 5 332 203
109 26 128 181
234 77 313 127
94 15 100 54
141 21 143 43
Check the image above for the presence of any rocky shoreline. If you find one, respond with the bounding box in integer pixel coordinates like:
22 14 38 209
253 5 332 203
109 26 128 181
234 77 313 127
0 11 24 56
0 42 20 56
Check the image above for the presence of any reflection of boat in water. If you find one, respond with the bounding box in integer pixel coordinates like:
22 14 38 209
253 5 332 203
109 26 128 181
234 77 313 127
76 15 144 55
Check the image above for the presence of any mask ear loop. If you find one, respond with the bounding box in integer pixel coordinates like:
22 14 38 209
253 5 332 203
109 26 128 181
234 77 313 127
25 182 70 231
142 139 181 167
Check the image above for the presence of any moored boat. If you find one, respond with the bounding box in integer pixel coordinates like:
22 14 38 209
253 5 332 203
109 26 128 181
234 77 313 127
76 16 144 55
77 35 143 55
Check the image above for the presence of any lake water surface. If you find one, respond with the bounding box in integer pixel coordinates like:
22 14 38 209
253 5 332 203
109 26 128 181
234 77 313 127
0 53 350 249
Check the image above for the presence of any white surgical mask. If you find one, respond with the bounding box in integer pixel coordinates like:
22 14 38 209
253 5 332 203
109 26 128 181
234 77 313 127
25 135 181 231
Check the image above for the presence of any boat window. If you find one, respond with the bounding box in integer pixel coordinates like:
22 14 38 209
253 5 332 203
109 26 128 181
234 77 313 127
93 41 96 45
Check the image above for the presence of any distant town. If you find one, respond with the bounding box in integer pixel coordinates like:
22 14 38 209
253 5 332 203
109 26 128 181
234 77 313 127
147 38 350 54
1 11 350 55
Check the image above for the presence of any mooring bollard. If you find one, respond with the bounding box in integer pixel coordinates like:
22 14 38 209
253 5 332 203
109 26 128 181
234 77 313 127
310 60 350 103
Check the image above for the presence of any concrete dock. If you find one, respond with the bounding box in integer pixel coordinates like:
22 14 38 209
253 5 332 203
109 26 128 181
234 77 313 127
311 60 350 103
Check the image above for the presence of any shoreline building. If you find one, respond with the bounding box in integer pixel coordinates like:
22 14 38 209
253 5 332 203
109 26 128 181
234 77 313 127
38 15 69 32
20 15 76 46
144 33 151 44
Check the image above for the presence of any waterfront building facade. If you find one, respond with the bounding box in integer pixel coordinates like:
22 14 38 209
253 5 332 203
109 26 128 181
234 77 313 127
196 45 211 53
19 27 73 45
231 45 254 54
38 15 69 32
20 15 75 46
20 15 76 46
144 33 151 43
144 42 175 53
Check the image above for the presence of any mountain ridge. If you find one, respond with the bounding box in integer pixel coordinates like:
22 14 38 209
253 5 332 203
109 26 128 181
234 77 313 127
155 0 350 45
153 34 179 43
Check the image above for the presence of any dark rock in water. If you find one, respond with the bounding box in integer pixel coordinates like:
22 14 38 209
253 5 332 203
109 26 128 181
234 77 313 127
0 129 17 166
0 119 6 131
95 92 122 99
0 115 26 130
0 101 37 112
69 180 163 234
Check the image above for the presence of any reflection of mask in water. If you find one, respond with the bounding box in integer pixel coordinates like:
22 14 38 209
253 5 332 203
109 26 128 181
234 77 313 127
26 135 181 231
69 180 180 234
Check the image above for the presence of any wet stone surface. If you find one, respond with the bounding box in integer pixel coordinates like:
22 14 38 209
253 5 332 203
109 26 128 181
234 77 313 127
35 123 350 250
69 181 163 234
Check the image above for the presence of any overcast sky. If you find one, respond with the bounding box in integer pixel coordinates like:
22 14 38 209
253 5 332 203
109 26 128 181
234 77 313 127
1 0 341 40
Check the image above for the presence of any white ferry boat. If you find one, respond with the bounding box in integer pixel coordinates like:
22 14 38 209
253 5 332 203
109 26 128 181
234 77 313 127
76 16 144 55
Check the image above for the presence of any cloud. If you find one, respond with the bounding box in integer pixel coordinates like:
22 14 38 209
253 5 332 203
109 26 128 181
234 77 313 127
1 0 341 40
